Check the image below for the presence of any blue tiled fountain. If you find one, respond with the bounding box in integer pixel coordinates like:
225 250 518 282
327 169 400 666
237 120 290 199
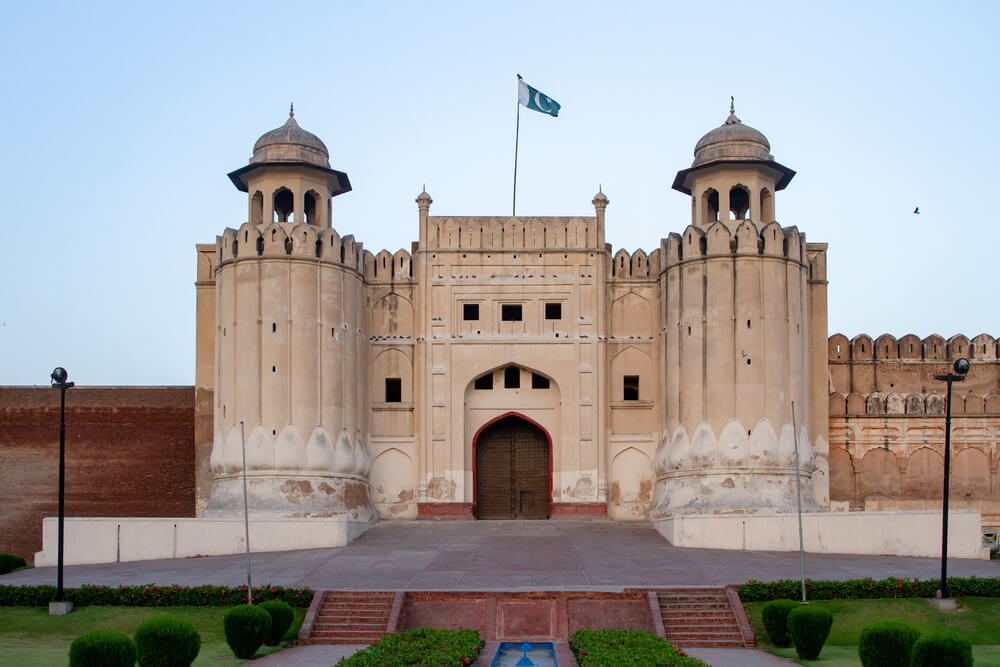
489 641 558 667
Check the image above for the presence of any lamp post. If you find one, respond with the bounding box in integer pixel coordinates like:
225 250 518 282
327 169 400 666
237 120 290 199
934 357 969 602
50 367 74 614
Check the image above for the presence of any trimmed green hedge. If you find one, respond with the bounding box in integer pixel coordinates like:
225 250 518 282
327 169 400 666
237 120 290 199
0 553 28 575
69 629 137 667
0 583 312 607
911 630 974 667
570 629 708 666
739 576 1000 602
858 619 920 667
761 599 800 647
133 616 201 667
223 604 271 659
335 628 482 666
260 599 294 645
787 606 833 660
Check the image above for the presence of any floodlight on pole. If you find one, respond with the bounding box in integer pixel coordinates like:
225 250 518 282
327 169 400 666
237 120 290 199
933 357 969 601
50 367 75 608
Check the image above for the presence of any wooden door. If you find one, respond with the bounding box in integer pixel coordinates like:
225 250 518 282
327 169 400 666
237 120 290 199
475 416 549 519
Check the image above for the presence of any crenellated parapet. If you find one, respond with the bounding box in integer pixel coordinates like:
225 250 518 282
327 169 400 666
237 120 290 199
658 220 808 268
425 216 599 250
829 333 998 362
364 248 413 282
217 221 365 271
828 333 1000 399
609 247 659 280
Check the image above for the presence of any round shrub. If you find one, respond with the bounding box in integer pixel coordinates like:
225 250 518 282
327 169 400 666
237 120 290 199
223 604 272 659
858 619 919 667
910 630 973 667
260 599 294 645
69 629 136 667
787 605 833 660
762 599 800 647
0 553 27 574
133 616 200 667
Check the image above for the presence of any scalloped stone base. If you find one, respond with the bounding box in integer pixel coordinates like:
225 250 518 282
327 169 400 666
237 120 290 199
651 469 819 517
203 473 378 521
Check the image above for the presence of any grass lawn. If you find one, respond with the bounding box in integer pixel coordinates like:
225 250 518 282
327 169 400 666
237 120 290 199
744 597 1000 666
767 645 1000 666
0 605 306 667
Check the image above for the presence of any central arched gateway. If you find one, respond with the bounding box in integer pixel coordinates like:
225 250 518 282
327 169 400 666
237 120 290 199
475 415 550 519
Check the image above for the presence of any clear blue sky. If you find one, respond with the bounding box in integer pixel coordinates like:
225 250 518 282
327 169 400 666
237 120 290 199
1 1 997 385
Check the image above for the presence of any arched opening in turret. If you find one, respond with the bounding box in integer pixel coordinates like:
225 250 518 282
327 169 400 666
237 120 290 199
729 185 750 220
273 187 294 222
702 188 719 224
760 188 774 222
251 191 264 226
304 190 320 226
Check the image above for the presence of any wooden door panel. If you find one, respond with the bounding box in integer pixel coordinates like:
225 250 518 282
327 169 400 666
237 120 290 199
476 416 548 519
476 430 512 519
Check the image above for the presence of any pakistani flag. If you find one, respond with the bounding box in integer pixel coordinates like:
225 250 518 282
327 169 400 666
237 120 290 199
517 75 560 117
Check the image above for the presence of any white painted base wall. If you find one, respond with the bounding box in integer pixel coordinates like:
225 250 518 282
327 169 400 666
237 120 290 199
654 509 989 559
35 517 373 566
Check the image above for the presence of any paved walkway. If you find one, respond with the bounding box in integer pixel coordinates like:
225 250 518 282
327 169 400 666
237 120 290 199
4 520 996 590
8 520 988 666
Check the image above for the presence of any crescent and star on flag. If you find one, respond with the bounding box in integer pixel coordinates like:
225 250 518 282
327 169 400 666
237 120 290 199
517 74 560 117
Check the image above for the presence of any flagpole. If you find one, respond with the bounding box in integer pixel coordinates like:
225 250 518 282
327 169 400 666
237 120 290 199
513 96 520 216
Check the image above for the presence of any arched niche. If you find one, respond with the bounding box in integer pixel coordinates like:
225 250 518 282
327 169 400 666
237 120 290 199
371 447 416 518
729 184 750 220
371 348 413 404
901 447 942 499
610 292 652 338
828 446 856 505
610 446 653 518
857 448 900 504
304 189 321 226
952 447 990 500
611 346 652 401
701 188 719 224
273 187 293 222
251 190 264 226
371 293 414 337
759 187 774 222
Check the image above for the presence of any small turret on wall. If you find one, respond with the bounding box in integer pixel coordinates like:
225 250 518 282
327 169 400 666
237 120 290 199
205 109 376 523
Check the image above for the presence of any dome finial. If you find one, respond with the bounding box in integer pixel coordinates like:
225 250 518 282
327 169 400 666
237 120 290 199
289 103 294 118
725 96 740 125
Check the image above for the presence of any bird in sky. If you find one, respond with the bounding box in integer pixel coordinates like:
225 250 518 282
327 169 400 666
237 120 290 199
913 207 920 214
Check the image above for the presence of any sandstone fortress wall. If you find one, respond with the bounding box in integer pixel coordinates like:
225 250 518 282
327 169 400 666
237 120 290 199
5 105 999 564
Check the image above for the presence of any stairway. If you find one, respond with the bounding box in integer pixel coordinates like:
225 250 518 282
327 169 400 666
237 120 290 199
307 591 397 644
653 588 752 648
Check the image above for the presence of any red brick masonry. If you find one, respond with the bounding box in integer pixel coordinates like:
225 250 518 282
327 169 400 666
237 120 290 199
0 386 196 563
417 502 475 519
417 502 607 520
402 591 652 641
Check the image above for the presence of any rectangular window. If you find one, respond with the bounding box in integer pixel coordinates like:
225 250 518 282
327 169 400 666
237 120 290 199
544 302 562 320
385 378 402 403
531 373 549 389
623 375 639 401
463 303 479 321
504 366 520 388
474 373 493 390
501 304 523 321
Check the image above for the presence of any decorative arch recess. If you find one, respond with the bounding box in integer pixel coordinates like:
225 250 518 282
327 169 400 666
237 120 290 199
471 411 553 519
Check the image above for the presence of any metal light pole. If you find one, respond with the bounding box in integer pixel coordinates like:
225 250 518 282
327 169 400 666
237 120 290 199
934 357 969 601
50 367 74 611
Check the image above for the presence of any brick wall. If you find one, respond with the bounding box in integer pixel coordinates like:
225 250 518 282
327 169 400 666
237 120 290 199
0 386 196 563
